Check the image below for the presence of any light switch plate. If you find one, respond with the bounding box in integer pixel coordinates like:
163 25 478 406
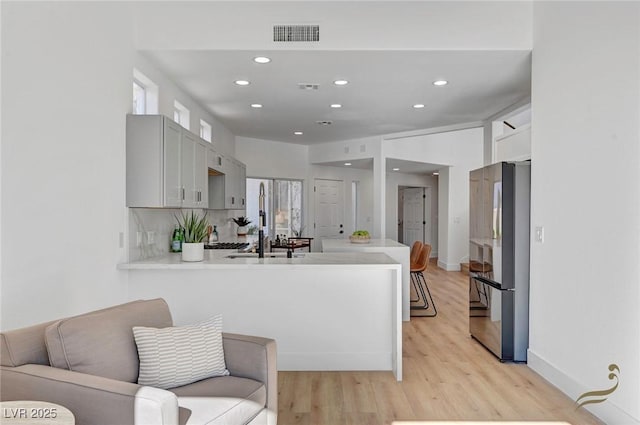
535 226 544 243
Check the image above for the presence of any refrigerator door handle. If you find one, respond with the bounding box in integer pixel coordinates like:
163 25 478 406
473 275 514 291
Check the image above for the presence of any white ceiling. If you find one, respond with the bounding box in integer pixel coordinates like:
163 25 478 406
142 49 531 146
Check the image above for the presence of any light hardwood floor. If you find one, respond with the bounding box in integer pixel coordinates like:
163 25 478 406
277 260 604 425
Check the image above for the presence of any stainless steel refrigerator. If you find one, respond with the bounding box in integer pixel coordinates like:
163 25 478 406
469 161 530 362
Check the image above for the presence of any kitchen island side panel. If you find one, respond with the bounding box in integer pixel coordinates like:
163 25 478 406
126 265 402 380
322 239 410 321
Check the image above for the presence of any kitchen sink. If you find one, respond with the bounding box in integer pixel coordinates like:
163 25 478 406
225 252 305 259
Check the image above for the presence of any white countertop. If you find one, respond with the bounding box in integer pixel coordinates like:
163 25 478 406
118 250 400 270
322 238 409 250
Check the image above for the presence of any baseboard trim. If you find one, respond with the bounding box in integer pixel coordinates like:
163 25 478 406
528 349 639 424
437 260 461 271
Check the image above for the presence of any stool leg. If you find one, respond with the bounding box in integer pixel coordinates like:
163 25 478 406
411 272 437 317
410 272 428 309
410 272 420 302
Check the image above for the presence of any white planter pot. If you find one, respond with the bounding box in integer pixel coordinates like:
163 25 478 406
237 226 248 236
181 242 204 262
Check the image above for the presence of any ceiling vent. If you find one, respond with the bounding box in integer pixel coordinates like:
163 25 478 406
316 120 332 126
298 83 319 91
273 25 320 42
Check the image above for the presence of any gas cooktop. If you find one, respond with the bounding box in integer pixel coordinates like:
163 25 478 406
204 242 250 250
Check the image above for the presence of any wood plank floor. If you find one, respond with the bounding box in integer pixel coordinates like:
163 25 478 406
277 260 604 425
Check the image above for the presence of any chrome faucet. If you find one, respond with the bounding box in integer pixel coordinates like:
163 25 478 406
258 182 266 258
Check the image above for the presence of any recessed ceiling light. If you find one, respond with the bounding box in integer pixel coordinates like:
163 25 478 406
235 80 250 86
253 56 271 64
413 104 425 109
294 131 303 135
433 80 448 86
433 172 440 176
334 80 349 86
344 162 352 166
392 168 400 171
330 104 342 108
250 103 263 108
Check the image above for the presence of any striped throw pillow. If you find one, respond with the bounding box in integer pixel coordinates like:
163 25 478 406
133 315 229 389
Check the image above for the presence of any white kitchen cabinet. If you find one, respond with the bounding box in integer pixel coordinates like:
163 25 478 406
207 147 224 173
126 114 207 208
208 156 246 210
193 139 209 207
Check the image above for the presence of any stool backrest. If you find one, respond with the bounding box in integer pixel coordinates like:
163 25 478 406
415 244 432 273
410 241 423 264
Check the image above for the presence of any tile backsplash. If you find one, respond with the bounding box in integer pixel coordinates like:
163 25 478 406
128 208 244 261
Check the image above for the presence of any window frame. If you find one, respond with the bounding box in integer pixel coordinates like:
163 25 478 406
200 119 212 142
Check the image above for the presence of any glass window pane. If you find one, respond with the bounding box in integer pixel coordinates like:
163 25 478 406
246 178 304 239
133 81 146 114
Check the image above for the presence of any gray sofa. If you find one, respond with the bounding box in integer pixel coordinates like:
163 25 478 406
0 299 277 425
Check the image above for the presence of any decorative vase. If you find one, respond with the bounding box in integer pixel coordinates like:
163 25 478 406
237 226 248 236
181 242 204 262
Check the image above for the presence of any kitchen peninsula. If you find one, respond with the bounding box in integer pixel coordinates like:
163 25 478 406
119 250 402 380
322 239 411 321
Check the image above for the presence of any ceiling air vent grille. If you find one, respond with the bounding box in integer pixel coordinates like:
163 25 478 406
273 25 320 42
298 83 319 91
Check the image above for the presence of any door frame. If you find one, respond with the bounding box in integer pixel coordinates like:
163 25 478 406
398 185 431 248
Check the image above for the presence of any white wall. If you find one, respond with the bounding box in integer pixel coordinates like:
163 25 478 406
384 128 484 270
0 2 240 330
1 3 132 329
529 2 640 423
132 2 532 51
134 54 235 157
236 137 308 180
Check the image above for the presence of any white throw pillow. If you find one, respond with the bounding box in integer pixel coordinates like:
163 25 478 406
133 315 229 389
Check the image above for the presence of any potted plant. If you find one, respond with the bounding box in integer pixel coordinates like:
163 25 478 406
233 216 252 236
175 210 209 262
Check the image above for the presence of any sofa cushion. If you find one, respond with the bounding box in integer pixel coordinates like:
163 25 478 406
45 299 173 382
170 376 266 425
133 315 229 389
1 320 56 367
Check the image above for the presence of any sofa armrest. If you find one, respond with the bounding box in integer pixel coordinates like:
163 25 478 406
222 333 277 424
0 365 178 425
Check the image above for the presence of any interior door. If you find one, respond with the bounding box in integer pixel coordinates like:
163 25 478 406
402 187 424 245
314 179 344 244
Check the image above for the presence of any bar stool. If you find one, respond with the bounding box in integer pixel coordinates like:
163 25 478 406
410 244 437 317
409 241 423 302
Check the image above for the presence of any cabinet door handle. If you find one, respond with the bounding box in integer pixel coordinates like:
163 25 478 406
182 187 185 201
232 196 235 205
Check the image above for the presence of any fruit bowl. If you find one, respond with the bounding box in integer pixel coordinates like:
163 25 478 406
349 235 371 244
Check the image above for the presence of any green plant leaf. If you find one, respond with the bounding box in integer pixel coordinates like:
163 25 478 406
175 210 210 243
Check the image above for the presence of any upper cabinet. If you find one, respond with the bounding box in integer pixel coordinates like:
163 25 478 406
208 155 246 210
126 115 208 208
127 114 245 210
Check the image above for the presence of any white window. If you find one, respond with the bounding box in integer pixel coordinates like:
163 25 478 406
133 80 146 114
173 100 190 130
132 69 158 114
200 119 212 142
